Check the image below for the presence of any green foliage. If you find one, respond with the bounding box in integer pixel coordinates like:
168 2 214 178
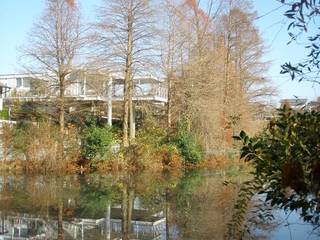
226 179 265 239
174 170 203 209
81 122 114 160
0 108 9 120
136 125 166 149
76 176 115 218
134 119 203 167
10 122 62 158
234 106 320 227
171 121 204 165
280 0 320 83
11 122 31 155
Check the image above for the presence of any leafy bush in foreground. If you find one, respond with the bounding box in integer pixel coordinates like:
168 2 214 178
228 106 320 238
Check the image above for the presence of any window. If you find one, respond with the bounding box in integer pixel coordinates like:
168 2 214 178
16 78 22 88
23 78 31 88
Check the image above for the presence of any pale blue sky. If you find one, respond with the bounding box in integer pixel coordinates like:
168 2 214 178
0 0 319 102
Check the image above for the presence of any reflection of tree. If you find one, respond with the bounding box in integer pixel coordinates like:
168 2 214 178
169 170 203 238
129 171 181 240
174 170 203 211
0 176 76 214
0 170 244 239
57 200 64 240
165 169 247 239
0 212 5 234
121 175 134 240
0 175 80 239
165 188 171 240
76 175 115 219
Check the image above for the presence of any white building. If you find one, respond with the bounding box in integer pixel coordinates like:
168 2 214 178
0 73 167 101
0 72 168 125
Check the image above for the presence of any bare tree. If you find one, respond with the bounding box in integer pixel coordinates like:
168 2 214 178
96 0 156 147
161 0 226 148
217 0 275 145
20 0 86 134
159 0 272 150
160 0 181 133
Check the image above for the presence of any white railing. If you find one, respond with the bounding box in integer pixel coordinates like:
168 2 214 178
3 82 168 103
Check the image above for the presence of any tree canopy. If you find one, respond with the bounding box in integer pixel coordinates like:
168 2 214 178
280 0 320 84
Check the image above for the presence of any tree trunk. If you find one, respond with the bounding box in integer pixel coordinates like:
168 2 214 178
59 76 65 134
129 73 135 142
123 3 134 148
128 188 134 233
167 74 172 137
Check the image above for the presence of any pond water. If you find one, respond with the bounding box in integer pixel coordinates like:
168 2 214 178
0 169 319 240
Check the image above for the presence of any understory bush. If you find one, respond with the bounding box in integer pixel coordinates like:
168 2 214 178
3 121 80 173
171 121 204 165
134 119 204 167
132 126 168 169
0 108 9 120
80 122 114 161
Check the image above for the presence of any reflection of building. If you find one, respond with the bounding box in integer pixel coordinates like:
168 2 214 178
0 207 166 240
0 214 47 239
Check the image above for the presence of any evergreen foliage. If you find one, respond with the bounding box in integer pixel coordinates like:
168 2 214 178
80 122 114 160
0 108 9 120
172 121 204 165
229 106 320 238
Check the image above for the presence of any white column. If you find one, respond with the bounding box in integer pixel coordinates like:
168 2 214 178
106 203 111 240
83 75 87 96
81 223 84 240
107 77 113 126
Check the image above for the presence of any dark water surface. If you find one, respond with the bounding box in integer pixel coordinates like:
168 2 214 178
0 169 319 240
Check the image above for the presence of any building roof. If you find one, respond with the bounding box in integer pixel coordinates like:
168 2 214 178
280 98 308 107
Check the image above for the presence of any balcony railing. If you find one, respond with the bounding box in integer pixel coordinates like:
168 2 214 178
4 82 168 103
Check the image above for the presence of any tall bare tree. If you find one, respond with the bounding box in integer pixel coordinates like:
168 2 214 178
217 0 274 144
96 0 156 147
20 0 86 134
160 0 181 133
160 0 272 150
161 0 226 148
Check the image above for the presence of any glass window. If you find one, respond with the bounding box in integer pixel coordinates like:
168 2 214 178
17 78 22 88
23 78 31 88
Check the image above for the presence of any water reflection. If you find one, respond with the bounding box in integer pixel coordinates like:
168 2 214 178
0 173 174 239
1 169 315 239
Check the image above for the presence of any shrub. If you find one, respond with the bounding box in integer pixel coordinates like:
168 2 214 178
81 123 114 160
157 143 182 169
0 108 9 120
173 133 204 164
6 121 80 173
172 121 204 165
